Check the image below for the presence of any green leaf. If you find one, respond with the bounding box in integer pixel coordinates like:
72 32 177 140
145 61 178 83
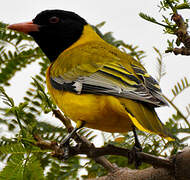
176 3 190 9
0 153 44 180
153 47 166 82
0 154 25 180
171 77 190 101
23 155 44 180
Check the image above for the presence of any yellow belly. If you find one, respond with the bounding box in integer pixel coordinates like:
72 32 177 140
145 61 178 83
46 72 133 133
51 91 132 133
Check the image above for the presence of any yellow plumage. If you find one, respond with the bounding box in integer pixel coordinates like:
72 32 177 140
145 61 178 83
46 25 173 140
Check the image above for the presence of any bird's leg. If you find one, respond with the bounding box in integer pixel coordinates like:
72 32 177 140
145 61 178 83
60 120 85 147
128 126 142 168
60 120 85 159
132 126 142 152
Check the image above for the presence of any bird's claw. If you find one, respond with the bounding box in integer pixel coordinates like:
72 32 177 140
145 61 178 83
60 133 72 148
62 144 70 160
128 145 142 168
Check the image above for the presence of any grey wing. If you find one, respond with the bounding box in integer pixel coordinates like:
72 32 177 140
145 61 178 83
50 63 168 107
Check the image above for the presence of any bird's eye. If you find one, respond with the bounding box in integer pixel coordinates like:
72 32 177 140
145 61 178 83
49 16 60 24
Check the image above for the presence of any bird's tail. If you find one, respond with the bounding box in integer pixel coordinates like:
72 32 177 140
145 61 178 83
120 98 174 141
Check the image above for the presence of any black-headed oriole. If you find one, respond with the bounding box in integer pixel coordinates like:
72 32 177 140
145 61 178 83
8 10 173 143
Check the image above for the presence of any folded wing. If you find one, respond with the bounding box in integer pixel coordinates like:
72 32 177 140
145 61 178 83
50 42 168 106
50 58 167 107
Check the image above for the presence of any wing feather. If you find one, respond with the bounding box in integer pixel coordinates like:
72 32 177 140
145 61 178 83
50 42 167 106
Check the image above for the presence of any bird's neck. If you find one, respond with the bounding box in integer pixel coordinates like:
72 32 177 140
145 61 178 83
63 25 104 52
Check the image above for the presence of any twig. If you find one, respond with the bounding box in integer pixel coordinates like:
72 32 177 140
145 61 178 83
172 14 190 49
163 95 190 128
165 13 190 55
166 47 190 55
53 109 73 132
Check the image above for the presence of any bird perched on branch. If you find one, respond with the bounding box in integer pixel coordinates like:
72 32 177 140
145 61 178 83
8 10 174 149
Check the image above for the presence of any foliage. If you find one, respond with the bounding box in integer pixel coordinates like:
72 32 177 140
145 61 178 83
0 1 190 178
139 0 190 52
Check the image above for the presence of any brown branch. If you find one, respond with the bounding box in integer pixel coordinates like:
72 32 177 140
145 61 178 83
66 144 172 169
88 147 190 180
165 47 190 55
172 14 190 49
34 133 117 172
166 13 190 55
88 167 174 180
70 135 118 172
34 134 190 180
34 132 172 169
53 109 73 132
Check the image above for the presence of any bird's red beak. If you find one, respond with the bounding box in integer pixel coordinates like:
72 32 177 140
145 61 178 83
7 21 39 34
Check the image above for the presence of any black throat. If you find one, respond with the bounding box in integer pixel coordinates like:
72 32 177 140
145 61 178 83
29 23 84 62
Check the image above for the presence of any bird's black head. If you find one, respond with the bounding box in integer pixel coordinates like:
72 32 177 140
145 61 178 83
9 10 87 62
31 10 87 61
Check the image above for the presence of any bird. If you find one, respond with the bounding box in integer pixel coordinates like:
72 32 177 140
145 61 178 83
8 10 174 149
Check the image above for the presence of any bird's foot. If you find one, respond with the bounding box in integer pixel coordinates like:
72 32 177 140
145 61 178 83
60 132 73 148
59 140 71 160
128 143 142 168
60 120 85 148
59 121 85 159
59 131 75 160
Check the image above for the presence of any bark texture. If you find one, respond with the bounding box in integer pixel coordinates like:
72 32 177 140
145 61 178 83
88 147 190 180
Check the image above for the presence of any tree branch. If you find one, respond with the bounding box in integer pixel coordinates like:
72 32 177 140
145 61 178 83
88 167 174 180
34 135 190 180
165 13 190 55
35 137 172 169
88 147 190 180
